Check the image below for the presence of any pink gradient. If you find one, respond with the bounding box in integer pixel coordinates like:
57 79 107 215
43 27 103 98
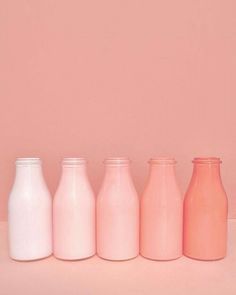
184 157 228 260
0 0 236 220
141 158 183 260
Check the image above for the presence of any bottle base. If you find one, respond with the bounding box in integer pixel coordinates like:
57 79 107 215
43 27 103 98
97 254 139 261
140 254 182 261
54 253 95 261
10 253 52 262
184 253 226 261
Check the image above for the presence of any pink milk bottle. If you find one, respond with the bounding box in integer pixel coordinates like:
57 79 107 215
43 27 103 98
97 158 139 260
53 158 95 260
141 158 183 260
184 157 228 260
8 158 52 261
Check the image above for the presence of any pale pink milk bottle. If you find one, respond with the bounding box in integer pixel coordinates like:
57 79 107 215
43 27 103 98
184 157 228 260
53 158 95 260
8 158 52 261
141 158 183 260
97 158 139 260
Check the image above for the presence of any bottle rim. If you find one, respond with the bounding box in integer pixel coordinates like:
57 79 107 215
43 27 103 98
149 157 176 165
192 157 222 164
104 157 130 166
62 158 87 166
15 158 41 165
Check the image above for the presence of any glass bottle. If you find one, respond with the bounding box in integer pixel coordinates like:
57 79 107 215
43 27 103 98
53 158 95 260
8 158 52 261
184 157 228 260
97 158 139 260
141 158 183 260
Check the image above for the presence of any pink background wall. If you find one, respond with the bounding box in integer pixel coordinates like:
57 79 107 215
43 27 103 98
0 0 235 220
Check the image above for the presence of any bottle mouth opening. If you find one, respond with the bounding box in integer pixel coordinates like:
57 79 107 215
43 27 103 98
193 157 222 164
16 158 41 165
104 157 130 166
62 158 87 166
149 157 176 165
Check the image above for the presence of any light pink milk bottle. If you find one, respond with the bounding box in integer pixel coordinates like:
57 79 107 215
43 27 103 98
97 158 139 260
53 158 95 260
184 157 228 260
141 158 183 260
8 158 52 261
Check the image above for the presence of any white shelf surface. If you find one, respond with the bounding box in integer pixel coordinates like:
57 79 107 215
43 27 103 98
0 220 235 295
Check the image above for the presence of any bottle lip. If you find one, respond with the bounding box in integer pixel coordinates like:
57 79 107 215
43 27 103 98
104 157 131 166
62 158 87 166
15 158 41 165
192 157 222 164
149 157 176 165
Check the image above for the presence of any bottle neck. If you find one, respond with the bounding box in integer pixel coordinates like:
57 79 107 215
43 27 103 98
103 158 132 182
190 157 223 187
147 164 176 184
59 158 89 184
104 164 131 178
14 163 45 187
149 163 175 175
192 163 221 181
61 165 88 180
147 158 177 181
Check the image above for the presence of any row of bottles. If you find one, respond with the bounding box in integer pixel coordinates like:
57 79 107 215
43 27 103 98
8 157 228 261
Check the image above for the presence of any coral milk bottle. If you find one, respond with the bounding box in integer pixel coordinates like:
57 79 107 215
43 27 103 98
184 157 228 260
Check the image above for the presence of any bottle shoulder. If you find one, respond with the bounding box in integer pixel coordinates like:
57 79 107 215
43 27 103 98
142 181 182 200
54 183 95 204
55 179 94 195
97 182 138 202
9 182 50 197
184 181 228 203
8 188 51 210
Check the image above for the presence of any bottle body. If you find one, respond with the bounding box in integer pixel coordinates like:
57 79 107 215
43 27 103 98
97 158 139 260
53 158 95 260
184 157 228 260
141 158 183 260
8 158 52 261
